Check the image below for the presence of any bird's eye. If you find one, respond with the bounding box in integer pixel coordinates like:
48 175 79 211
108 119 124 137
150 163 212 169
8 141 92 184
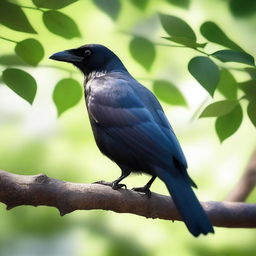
84 49 92 57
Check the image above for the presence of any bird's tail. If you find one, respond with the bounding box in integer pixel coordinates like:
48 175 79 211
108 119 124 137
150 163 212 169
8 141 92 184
155 169 214 237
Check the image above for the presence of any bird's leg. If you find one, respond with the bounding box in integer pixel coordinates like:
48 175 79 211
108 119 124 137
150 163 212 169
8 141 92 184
132 176 156 198
93 170 130 190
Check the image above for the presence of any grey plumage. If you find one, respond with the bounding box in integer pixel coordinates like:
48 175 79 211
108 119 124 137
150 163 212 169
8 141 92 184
49 44 214 236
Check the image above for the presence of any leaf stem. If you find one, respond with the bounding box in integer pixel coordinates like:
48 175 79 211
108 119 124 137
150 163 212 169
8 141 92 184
155 43 187 48
190 96 210 121
156 43 211 56
16 4 44 12
119 31 188 49
0 36 18 44
194 48 211 57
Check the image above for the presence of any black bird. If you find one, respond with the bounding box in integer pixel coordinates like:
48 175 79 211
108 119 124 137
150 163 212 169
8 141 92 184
49 44 214 237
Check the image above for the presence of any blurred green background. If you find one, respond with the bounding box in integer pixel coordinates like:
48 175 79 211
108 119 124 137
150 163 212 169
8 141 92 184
0 0 256 255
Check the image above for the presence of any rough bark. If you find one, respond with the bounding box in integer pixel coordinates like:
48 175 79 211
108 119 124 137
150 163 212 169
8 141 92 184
0 170 256 228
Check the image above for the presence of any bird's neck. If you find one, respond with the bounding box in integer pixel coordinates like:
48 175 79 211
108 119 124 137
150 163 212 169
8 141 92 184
85 58 129 83
86 70 107 82
105 57 128 73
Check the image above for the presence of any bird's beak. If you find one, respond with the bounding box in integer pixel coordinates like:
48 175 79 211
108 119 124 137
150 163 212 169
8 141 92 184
49 50 83 63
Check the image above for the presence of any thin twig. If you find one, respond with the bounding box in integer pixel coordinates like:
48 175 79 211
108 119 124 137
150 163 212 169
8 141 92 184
0 36 18 44
155 43 187 48
190 96 210 122
16 4 44 12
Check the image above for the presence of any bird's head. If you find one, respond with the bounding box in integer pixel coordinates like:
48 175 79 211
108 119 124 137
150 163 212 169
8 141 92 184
49 44 126 76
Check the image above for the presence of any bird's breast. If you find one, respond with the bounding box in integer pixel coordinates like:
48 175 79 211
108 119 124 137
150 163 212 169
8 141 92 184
84 78 93 99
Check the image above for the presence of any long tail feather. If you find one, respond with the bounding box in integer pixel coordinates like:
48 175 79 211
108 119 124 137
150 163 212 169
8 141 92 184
156 169 214 237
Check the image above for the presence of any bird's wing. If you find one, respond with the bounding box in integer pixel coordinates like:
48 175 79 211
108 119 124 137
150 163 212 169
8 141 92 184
133 83 188 169
88 77 186 171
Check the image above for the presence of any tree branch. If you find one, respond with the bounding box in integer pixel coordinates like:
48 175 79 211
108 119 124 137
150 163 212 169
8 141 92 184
0 170 256 228
225 149 256 202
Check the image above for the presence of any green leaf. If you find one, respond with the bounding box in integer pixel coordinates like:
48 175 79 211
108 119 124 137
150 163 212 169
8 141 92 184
15 39 44 66
152 80 187 106
93 0 121 20
229 0 256 17
247 102 256 127
188 56 220 96
245 68 256 80
53 78 82 116
239 80 256 101
163 36 206 48
0 54 29 66
43 11 81 39
129 0 149 10
217 69 237 99
0 1 36 33
200 22 243 52
200 100 239 118
215 104 243 142
32 0 78 9
166 0 190 9
212 50 255 66
159 13 196 41
2 68 37 104
129 37 156 71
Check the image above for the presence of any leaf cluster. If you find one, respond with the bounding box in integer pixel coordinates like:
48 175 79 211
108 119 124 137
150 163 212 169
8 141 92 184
1 0 82 114
129 13 255 142
0 0 255 142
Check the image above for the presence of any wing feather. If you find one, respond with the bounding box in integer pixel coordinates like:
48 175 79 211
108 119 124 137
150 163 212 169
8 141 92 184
88 77 187 170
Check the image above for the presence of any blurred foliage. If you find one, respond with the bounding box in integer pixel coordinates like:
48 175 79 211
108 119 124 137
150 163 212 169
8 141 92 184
212 50 254 66
42 10 81 39
0 54 29 66
0 1 37 33
0 0 256 255
129 36 156 71
0 0 255 141
200 21 244 52
53 78 82 117
199 100 239 118
229 0 256 18
188 56 220 96
166 0 190 9
32 0 79 10
159 13 196 41
153 80 187 106
129 0 150 10
15 38 44 66
2 68 37 104
215 103 243 142
93 0 121 20
217 69 237 99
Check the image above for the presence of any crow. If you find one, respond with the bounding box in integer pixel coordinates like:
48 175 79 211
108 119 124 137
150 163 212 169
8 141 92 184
49 44 214 237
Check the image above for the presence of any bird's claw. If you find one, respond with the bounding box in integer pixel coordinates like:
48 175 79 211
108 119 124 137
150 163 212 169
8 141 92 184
93 180 112 186
93 180 127 190
132 186 152 198
112 183 127 190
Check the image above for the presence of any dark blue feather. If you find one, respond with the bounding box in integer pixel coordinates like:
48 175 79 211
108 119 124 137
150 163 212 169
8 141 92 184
50 44 214 236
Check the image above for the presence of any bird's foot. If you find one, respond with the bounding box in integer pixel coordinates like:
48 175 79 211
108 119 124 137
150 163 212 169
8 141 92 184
132 186 152 198
93 180 127 190
112 182 127 190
